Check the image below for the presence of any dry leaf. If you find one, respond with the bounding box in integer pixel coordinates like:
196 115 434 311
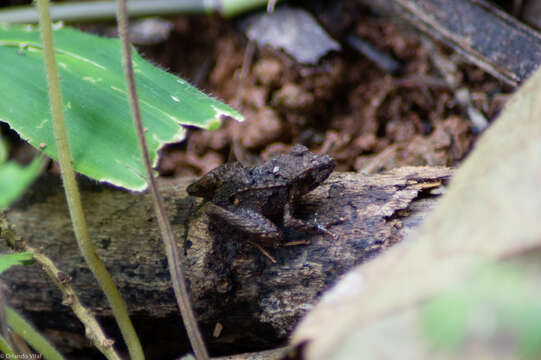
291 51 541 359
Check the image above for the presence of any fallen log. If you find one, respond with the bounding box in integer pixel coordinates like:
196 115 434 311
2 166 451 356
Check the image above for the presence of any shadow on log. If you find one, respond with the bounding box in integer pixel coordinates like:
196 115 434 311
2 166 451 357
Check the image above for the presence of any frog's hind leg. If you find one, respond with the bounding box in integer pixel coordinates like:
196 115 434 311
283 200 337 240
206 204 283 262
206 204 284 241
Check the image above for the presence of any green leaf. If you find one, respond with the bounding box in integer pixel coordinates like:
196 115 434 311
0 333 15 357
0 136 7 164
6 306 64 360
0 23 243 191
0 252 34 275
0 157 43 210
421 263 541 359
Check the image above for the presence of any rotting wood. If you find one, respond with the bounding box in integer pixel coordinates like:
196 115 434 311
215 347 288 360
358 0 541 86
1 167 451 353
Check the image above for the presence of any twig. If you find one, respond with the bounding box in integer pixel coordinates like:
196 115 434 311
24 251 119 358
116 1 209 359
1 214 121 359
360 0 541 86
346 34 401 74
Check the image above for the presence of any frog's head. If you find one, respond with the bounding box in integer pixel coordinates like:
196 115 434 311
187 162 243 199
284 144 336 195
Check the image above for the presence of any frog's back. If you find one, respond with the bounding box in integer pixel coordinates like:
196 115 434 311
212 168 253 205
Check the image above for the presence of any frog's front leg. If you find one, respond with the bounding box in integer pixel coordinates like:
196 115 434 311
283 199 336 240
206 203 283 246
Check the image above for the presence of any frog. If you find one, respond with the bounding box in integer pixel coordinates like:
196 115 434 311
187 144 336 261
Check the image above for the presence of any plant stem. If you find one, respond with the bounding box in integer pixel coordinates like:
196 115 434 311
0 0 278 23
0 334 15 357
35 1 144 359
116 1 209 359
1 214 121 359
6 306 64 360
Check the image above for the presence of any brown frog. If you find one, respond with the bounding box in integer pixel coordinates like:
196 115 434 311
187 145 335 262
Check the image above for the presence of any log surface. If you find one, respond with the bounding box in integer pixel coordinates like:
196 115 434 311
2 167 451 353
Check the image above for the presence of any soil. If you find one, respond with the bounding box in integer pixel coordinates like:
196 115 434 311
131 1 510 179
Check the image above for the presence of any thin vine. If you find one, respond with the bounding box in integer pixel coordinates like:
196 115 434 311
34 0 144 358
115 1 209 359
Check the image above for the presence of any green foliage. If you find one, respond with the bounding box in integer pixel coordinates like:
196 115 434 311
421 283 469 351
0 333 15 356
0 252 33 274
421 262 541 359
6 306 64 360
0 136 7 164
0 249 62 359
0 23 242 191
0 157 43 210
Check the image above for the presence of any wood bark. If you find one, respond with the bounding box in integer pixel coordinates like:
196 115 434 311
2 167 451 354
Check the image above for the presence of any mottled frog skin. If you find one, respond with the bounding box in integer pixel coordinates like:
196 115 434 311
187 145 335 248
